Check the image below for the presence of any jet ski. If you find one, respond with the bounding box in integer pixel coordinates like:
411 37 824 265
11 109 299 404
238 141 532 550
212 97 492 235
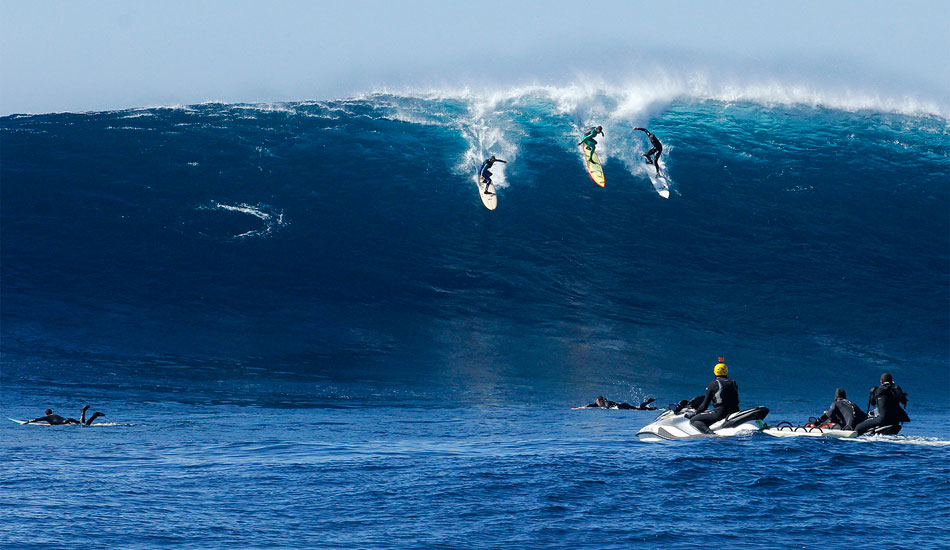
636 406 770 442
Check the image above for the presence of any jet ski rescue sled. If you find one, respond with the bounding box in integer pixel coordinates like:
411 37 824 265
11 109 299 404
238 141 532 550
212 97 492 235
763 422 858 438
637 406 769 442
763 421 902 438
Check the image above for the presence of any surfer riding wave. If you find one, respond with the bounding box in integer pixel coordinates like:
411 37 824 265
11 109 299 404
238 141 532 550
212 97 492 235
633 127 663 175
479 155 506 195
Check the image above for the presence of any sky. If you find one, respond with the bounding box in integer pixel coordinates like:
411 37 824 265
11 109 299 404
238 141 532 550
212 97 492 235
1 0 948 114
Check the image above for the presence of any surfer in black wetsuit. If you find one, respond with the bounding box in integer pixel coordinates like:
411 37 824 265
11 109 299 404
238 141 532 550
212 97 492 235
579 396 657 410
578 126 604 163
633 127 663 175
684 358 739 434
854 373 909 435
24 406 105 426
809 388 867 430
479 155 506 195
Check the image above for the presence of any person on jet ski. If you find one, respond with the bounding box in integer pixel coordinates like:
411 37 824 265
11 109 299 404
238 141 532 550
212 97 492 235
684 358 739 434
580 396 657 410
854 373 909 435
809 388 867 430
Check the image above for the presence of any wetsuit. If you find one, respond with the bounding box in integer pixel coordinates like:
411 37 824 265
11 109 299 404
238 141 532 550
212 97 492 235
687 376 739 434
479 156 506 194
584 398 656 410
854 382 909 434
579 127 603 162
25 406 104 426
633 127 663 175
817 398 867 430
25 413 80 425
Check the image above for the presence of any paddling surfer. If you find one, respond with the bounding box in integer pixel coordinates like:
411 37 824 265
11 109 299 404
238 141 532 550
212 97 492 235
24 406 105 426
633 127 663 175
578 396 657 410
479 155 506 195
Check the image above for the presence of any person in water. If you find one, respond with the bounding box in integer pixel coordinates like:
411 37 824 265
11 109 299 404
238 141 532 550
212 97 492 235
684 358 740 434
633 127 663 175
808 388 867 430
24 406 105 426
581 396 657 410
854 373 909 435
479 155 507 195
578 126 604 163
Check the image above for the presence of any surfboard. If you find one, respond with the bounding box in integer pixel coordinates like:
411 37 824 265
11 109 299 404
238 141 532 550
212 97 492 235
476 167 498 210
581 146 605 187
9 417 119 427
9 418 45 425
647 159 670 199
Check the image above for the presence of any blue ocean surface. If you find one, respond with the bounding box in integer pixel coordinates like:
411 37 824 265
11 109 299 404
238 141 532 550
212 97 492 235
2 87 948 548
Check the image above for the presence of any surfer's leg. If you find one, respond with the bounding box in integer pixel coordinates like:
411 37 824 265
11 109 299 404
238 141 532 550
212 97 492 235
80 405 89 424
63 418 81 425
644 147 657 164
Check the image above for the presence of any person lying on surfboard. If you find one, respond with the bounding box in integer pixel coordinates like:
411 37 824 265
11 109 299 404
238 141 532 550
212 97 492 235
479 155 506 195
23 406 105 425
633 127 663 175
578 126 604 163
575 396 657 410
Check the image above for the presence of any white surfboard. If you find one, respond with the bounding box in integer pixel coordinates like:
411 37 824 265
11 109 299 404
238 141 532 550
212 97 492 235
9 418 46 425
647 159 670 199
476 167 498 210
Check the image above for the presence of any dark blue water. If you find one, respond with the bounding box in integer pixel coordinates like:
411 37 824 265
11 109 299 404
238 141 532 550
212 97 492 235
2 91 948 548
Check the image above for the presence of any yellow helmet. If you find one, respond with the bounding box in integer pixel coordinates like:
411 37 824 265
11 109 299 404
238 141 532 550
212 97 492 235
714 357 728 376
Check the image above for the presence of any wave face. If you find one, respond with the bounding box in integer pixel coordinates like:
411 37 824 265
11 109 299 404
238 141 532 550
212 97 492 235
2 88 948 404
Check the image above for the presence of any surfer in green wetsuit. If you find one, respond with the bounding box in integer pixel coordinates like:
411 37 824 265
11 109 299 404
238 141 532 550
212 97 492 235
633 127 663 175
479 155 506 195
578 126 604 163
24 406 105 425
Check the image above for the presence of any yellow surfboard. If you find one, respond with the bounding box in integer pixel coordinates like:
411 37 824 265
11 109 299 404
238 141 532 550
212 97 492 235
581 145 605 187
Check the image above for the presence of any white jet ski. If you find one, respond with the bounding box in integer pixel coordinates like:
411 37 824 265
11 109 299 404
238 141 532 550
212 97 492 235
637 406 769 442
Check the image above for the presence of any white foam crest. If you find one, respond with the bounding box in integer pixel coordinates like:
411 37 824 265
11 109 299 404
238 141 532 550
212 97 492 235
365 70 948 120
456 95 521 190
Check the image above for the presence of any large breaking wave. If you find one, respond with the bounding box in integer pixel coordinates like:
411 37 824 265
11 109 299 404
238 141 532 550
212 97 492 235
2 81 947 405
